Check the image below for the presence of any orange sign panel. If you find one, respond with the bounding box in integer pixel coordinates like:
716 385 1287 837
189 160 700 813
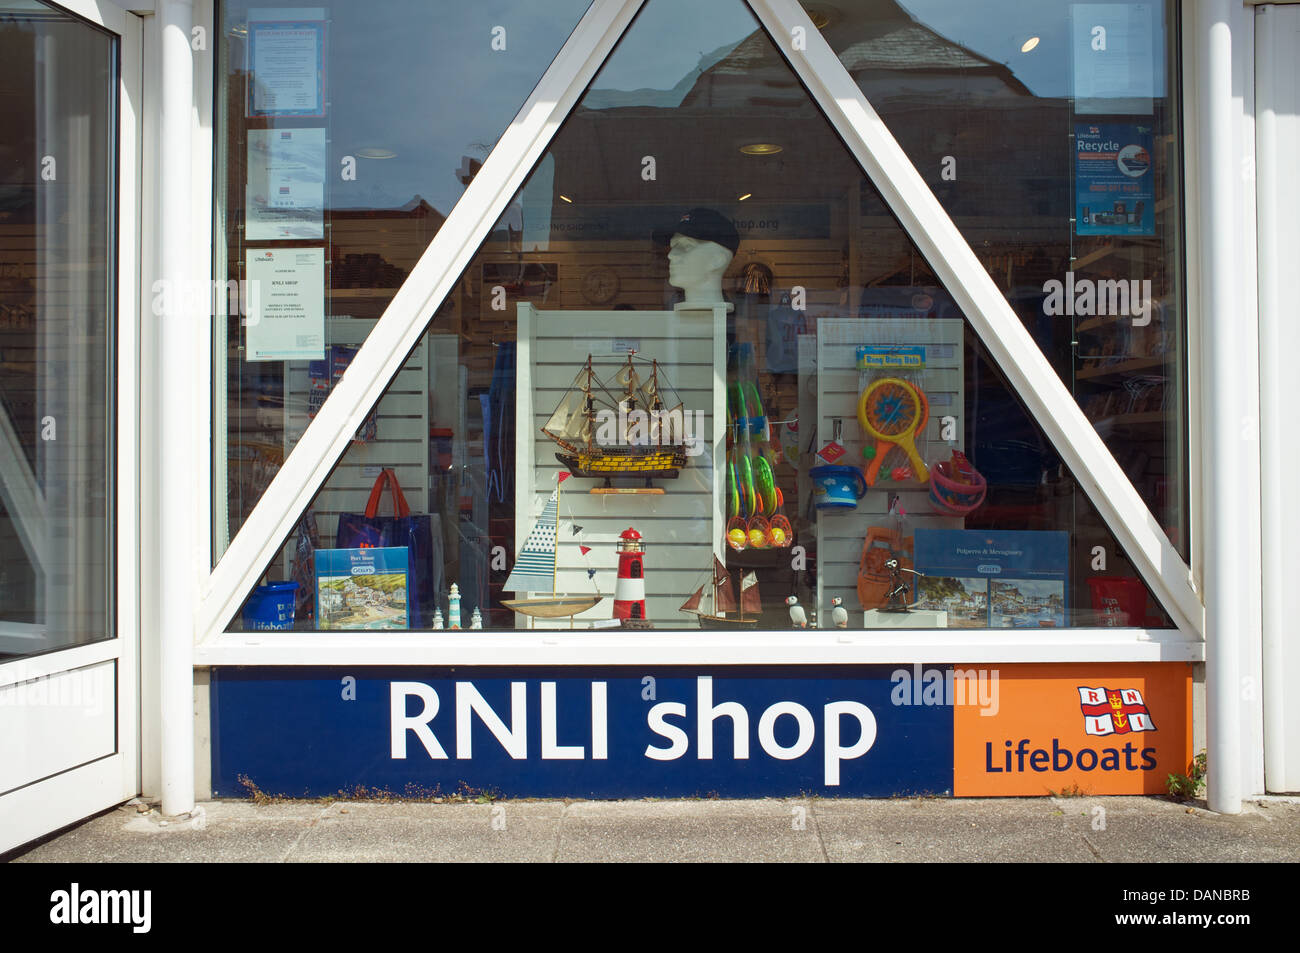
953 663 1193 796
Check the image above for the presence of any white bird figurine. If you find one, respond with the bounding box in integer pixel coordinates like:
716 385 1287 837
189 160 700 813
830 596 848 628
786 595 807 628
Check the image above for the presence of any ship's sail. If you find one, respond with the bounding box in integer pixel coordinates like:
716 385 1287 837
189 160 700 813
503 489 559 593
680 584 705 614
714 556 738 613
740 571 761 615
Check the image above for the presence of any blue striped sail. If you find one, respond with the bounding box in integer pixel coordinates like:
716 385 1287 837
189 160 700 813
503 489 558 593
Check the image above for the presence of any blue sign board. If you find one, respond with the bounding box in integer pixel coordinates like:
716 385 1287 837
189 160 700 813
1075 122 1156 236
211 667 954 798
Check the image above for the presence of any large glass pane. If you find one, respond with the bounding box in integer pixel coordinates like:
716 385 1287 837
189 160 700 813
800 0 1187 557
213 0 595 557
226 0 1174 634
0 2 116 659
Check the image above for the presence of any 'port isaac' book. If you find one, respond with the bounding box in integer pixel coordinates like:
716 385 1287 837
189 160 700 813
314 546 409 630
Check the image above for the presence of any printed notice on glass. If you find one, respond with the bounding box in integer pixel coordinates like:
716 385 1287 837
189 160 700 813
246 128 325 240
245 248 325 362
1071 3 1155 115
1075 123 1155 236
247 9 326 118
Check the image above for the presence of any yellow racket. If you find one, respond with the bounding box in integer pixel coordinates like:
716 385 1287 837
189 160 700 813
856 377 930 484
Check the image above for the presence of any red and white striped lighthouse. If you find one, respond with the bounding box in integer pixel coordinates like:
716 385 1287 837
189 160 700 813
613 527 646 621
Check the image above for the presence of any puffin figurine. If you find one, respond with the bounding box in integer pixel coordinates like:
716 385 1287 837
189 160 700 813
786 595 808 629
830 596 848 628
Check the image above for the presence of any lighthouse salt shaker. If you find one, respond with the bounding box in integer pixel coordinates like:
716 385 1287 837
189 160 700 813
448 583 461 629
613 527 647 621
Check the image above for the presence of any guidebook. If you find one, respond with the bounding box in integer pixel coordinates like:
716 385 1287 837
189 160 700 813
913 530 1068 628
314 546 410 630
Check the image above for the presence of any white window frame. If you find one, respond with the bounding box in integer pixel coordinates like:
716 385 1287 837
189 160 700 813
194 0 1208 666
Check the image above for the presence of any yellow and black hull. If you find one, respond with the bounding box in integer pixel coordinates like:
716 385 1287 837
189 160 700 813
557 446 688 480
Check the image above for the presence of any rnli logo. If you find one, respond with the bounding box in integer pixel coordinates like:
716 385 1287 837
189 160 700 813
1077 686 1157 736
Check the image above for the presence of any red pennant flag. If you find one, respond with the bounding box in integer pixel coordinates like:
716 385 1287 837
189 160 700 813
557 472 571 484
579 545 591 555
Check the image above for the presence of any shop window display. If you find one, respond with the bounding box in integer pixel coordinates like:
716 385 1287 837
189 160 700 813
213 0 595 556
216 0 1181 633
800 0 1188 556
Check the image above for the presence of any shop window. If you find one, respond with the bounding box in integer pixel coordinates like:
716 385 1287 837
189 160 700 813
800 0 1188 557
212 0 596 559
222 0 1176 633
0 5 116 657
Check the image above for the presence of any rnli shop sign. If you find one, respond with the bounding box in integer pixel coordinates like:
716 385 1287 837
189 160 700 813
211 667 952 798
210 664 1191 798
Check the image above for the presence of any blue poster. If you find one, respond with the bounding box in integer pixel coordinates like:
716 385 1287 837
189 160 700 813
211 667 956 798
1075 123 1155 236
914 530 1069 629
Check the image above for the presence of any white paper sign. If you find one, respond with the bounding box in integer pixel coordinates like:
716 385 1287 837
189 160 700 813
246 128 325 240
248 19 324 116
246 248 325 362
1072 3 1156 115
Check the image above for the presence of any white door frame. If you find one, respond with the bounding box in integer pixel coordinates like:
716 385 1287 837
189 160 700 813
0 0 142 854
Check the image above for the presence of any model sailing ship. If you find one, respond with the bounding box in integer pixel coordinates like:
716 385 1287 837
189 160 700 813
680 556 761 629
542 352 689 489
502 476 603 623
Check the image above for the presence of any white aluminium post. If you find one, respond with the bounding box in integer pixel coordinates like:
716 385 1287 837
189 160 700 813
1198 0 1243 815
157 0 196 818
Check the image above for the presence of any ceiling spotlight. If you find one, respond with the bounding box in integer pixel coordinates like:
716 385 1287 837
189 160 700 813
559 195 573 203
739 143 783 156
738 193 752 202
356 147 396 159
1020 36 1040 53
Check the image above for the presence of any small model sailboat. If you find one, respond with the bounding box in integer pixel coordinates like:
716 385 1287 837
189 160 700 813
680 556 761 629
502 474 603 622
542 352 689 490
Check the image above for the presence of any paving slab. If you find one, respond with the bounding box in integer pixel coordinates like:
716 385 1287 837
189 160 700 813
813 797 1099 863
556 799 825 863
6 795 1300 863
288 801 565 863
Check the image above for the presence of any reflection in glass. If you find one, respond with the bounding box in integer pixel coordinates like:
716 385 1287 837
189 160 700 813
226 0 1176 632
800 0 1187 557
0 3 116 659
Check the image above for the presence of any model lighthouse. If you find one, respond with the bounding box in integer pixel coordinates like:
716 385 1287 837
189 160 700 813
613 527 647 621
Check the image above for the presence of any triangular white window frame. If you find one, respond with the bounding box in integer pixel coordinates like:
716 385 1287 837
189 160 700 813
200 0 1203 641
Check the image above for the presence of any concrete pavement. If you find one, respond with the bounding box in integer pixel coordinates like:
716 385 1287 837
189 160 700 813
7 795 1300 862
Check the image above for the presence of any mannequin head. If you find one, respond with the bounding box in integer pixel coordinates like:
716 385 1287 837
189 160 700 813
667 234 733 305
653 207 739 309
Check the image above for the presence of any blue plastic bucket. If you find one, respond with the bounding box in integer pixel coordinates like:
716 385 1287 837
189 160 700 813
242 581 299 631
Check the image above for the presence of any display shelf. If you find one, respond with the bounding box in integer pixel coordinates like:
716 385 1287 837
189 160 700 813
1092 411 1166 427
1075 355 1167 380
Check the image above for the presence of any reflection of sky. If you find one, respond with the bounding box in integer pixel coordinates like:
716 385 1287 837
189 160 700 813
589 0 756 92
229 0 592 211
897 0 1167 98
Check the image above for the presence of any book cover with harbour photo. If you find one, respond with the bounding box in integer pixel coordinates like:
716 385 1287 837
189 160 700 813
314 546 410 630
914 530 1068 628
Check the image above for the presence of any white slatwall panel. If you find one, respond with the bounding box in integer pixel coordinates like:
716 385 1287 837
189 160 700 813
282 316 429 563
517 304 725 627
815 318 966 625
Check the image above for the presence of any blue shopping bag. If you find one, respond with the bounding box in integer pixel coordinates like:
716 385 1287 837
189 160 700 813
335 468 438 628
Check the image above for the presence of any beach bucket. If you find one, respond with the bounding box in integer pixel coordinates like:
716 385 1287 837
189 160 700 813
242 581 300 631
929 458 987 515
809 465 867 509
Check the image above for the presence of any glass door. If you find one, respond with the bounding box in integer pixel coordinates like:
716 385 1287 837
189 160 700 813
0 0 139 854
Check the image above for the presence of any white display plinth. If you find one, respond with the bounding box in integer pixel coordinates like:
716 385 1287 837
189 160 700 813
863 609 948 629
